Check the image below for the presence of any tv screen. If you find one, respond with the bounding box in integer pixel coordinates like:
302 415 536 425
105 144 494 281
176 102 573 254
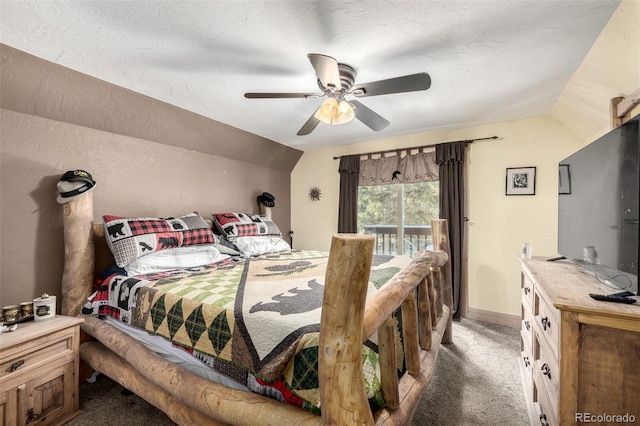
558 116 639 295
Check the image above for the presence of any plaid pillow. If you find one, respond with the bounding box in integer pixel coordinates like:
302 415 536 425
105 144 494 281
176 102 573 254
103 212 215 267
212 212 282 240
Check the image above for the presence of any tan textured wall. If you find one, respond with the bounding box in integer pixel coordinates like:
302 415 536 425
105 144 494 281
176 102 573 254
0 45 301 308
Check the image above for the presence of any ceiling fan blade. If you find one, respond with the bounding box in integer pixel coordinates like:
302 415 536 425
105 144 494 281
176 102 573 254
351 100 390 132
349 72 431 97
297 109 321 136
245 92 320 99
307 53 341 91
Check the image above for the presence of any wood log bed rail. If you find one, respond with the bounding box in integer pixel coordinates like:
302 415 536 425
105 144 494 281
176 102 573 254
60 191 453 425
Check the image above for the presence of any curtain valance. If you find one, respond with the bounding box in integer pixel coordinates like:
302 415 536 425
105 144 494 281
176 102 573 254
359 150 438 186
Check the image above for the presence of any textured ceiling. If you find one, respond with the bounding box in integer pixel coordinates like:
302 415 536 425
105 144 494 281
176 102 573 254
0 1 621 151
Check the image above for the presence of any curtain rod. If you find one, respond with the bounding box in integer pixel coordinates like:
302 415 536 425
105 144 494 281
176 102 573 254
332 135 499 160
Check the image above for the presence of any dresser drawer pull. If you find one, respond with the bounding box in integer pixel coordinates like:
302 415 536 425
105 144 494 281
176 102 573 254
524 320 531 331
523 287 531 295
523 356 530 367
9 359 25 372
541 317 551 331
539 413 549 426
26 408 40 424
541 363 552 379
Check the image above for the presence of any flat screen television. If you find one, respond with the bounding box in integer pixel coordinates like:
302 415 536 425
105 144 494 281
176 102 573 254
557 115 639 296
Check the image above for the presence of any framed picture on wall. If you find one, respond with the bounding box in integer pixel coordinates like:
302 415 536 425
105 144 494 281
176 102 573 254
558 164 571 194
506 166 536 195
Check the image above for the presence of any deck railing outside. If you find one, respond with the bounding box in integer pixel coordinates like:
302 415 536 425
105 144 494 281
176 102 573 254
363 224 433 256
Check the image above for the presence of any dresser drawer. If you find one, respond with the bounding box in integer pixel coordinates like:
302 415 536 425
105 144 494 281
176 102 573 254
534 291 559 357
521 272 534 312
534 333 559 416
520 330 534 399
521 329 533 373
521 305 534 345
533 366 558 426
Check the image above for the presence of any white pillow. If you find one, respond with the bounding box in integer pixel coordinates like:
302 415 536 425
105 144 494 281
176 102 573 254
125 244 229 276
233 236 291 257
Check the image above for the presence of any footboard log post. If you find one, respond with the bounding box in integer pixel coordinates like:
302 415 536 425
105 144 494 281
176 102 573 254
401 292 420 376
61 191 95 317
417 277 432 350
431 219 454 344
429 266 443 325
378 317 399 409
319 234 376 425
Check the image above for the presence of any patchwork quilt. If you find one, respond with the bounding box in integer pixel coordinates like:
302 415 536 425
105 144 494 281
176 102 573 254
82 250 410 412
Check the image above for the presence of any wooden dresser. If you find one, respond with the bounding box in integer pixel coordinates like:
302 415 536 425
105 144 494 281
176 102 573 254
0 316 83 426
520 257 640 426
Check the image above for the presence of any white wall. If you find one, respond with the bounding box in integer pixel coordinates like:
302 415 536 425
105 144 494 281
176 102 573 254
291 0 639 317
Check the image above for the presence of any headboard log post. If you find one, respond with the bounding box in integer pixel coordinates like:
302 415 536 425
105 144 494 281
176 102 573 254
61 190 95 317
258 204 272 219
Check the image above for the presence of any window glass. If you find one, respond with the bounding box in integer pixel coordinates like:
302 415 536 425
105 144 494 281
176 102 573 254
358 182 439 256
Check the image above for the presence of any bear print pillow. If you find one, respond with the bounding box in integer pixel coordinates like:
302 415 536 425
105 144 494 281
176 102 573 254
103 212 215 267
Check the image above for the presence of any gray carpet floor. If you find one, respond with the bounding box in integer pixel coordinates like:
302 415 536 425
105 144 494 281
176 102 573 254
68 318 528 425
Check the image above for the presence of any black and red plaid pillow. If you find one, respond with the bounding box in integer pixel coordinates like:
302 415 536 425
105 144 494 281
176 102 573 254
212 212 282 240
103 212 215 267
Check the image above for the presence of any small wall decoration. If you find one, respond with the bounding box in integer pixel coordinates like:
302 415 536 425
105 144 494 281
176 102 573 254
506 166 536 196
308 186 321 201
558 164 571 194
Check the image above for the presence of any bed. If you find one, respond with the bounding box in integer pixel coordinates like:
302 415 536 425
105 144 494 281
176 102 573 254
60 190 453 425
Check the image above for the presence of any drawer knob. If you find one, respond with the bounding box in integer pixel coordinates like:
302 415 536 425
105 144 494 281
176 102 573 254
541 363 552 379
541 317 551 331
523 356 530 367
523 287 531 295
524 320 531 331
9 359 24 372
26 408 40 424
540 413 549 426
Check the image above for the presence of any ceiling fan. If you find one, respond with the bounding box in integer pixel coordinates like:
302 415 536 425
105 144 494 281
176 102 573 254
244 53 431 136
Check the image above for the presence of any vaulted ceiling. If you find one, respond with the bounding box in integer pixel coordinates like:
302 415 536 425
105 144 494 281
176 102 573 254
0 1 621 150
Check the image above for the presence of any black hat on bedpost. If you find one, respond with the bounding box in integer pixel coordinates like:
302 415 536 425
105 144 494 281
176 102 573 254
257 192 275 208
56 170 96 204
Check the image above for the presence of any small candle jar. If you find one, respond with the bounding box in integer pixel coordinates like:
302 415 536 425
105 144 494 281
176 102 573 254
2 305 20 323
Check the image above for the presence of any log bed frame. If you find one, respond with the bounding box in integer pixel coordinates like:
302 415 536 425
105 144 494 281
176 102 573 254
60 191 453 425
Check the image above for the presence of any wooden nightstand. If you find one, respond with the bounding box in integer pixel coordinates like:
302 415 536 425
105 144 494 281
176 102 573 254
0 315 83 426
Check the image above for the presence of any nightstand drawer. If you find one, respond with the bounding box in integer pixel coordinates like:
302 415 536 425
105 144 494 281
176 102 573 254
0 335 72 384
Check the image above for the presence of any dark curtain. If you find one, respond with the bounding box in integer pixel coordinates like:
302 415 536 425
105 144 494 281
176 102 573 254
436 141 468 318
337 155 360 233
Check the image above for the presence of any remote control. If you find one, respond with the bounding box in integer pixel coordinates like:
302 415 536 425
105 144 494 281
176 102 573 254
589 293 637 304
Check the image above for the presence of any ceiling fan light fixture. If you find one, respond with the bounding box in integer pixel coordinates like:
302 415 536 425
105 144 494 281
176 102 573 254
314 97 338 124
334 100 355 124
314 97 354 125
